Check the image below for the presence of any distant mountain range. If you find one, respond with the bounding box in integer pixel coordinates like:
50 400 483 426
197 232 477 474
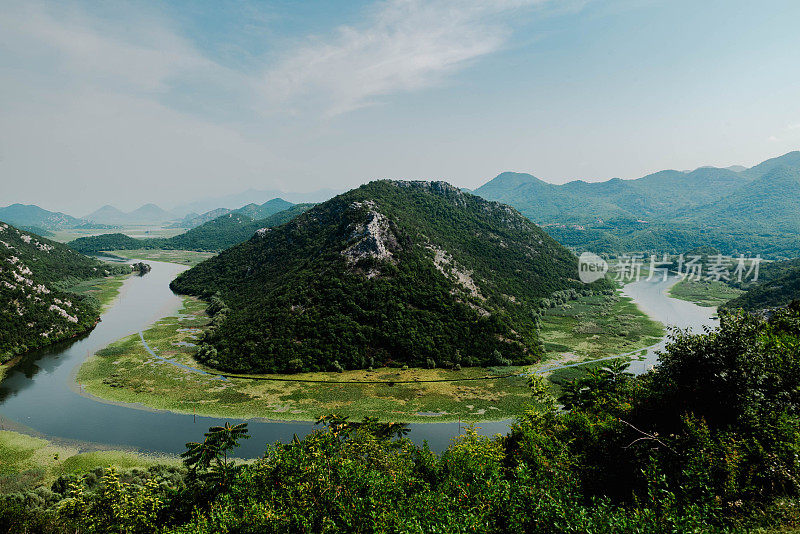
0 204 90 231
473 151 800 257
170 198 295 229
169 188 340 218
84 203 175 225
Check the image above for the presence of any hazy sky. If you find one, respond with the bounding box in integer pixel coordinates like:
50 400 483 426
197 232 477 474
1 0 799 215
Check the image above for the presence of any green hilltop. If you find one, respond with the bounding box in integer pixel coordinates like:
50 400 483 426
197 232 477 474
170 180 609 374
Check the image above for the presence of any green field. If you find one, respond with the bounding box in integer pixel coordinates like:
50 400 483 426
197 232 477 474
106 249 215 266
0 430 179 493
50 225 188 243
668 277 744 307
78 296 534 422
77 289 663 423
66 273 129 311
539 293 664 360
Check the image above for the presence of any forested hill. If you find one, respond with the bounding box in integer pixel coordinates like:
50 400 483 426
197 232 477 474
68 204 314 254
171 180 609 374
722 258 800 312
0 222 128 360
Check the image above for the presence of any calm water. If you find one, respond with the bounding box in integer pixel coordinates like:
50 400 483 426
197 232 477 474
622 276 718 374
0 260 508 456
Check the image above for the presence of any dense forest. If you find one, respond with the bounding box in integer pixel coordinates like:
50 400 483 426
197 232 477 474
171 180 611 374
2 304 799 532
68 204 313 254
0 222 128 360
723 260 800 311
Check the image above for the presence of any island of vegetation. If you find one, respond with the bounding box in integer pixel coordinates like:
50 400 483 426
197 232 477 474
170 180 612 374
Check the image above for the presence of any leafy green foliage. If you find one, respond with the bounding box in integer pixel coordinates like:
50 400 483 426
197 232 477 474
171 180 609 373
3 278 800 533
182 423 249 490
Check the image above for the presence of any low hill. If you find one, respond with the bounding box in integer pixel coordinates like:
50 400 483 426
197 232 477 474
722 267 800 312
68 204 314 254
0 222 128 359
721 257 800 312
170 180 608 374
0 204 88 230
235 198 294 220
173 198 296 229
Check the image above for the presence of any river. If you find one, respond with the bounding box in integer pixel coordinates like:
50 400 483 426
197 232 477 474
0 262 716 457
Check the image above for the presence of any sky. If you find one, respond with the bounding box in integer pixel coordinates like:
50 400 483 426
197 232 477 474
1 0 799 215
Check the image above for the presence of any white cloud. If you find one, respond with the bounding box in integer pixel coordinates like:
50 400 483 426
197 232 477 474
260 0 546 116
787 123 800 131
0 0 551 212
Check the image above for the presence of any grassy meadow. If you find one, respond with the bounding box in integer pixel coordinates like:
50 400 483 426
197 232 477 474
539 293 664 360
77 289 664 423
0 430 179 494
668 277 744 307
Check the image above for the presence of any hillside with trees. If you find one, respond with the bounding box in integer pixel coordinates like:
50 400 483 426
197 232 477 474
0 222 129 360
67 204 314 254
171 180 610 374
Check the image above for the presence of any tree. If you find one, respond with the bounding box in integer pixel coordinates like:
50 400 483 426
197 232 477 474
182 422 250 489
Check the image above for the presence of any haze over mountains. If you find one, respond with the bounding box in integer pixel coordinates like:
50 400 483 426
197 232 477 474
172 198 295 229
69 203 314 254
473 151 800 257
0 204 90 232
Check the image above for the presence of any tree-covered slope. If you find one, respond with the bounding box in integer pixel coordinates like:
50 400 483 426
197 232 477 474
68 204 314 254
0 222 128 360
721 258 800 312
171 180 608 374
473 153 799 257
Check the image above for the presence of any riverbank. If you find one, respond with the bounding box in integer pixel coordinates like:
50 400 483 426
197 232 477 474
0 429 179 493
0 273 130 383
67 273 130 311
76 288 663 423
